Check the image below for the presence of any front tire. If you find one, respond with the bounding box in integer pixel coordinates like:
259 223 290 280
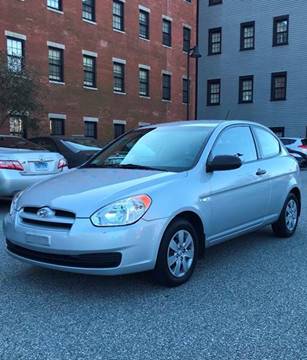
153 219 199 287
272 193 299 238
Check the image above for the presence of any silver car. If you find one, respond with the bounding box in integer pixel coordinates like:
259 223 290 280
0 136 68 198
3 121 302 286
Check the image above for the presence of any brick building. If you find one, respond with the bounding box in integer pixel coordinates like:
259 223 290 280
0 0 198 143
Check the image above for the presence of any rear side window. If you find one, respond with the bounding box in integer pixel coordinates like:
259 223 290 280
211 126 257 163
254 127 280 158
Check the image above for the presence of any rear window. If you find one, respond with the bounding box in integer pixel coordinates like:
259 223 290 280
281 138 296 145
0 136 46 150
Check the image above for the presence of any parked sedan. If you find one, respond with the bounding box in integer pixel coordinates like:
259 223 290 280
30 136 102 168
0 135 68 198
280 137 307 167
4 121 301 286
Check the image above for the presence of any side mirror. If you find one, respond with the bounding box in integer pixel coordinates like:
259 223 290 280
207 155 242 173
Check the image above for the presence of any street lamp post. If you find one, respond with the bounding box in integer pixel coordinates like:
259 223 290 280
186 46 202 120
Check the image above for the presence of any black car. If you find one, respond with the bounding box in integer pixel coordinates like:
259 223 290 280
30 136 103 168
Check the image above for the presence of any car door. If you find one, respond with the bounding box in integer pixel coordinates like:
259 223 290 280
205 125 271 243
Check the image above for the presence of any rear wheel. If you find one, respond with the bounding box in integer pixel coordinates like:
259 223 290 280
272 193 299 238
153 219 199 287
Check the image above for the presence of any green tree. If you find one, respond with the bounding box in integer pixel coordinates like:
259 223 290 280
0 51 45 137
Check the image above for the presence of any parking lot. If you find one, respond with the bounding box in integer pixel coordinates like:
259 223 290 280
0 172 306 360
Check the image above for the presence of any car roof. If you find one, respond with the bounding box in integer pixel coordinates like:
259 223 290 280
139 120 263 129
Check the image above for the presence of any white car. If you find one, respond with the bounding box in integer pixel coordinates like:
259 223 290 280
4 121 302 286
280 137 307 167
0 135 68 198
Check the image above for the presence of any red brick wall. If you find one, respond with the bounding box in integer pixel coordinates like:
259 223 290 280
0 0 197 143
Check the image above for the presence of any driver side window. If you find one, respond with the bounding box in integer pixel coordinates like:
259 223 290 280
211 126 258 163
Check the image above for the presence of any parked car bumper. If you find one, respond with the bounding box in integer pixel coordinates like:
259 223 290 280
3 213 167 275
0 170 65 197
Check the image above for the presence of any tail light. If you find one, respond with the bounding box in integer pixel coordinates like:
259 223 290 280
58 158 68 170
0 160 24 171
299 145 307 150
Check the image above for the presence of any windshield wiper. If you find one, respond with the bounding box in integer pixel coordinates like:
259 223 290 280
116 164 167 171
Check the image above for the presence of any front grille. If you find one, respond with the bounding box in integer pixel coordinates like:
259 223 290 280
20 206 76 230
6 240 122 269
23 207 75 219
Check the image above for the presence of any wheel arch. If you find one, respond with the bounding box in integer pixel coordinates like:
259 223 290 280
289 187 301 216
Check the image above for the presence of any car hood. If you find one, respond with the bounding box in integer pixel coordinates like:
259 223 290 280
18 168 183 217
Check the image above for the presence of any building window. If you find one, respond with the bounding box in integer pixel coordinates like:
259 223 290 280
84 121 97 138
183 78 189 104
6 37 24 72
273 15 289 46
113 0 124 31
162 18 172 47
82 0 95 22
239 76 254 103
270 127 285 137
162 74 171 101
48 47 64 82
114 123 125 138
240 22 255 51
47 0 62 11
183 26 191 52
83 55 96 88
50 118 65 135
207 79 221 106
113 62 125 93
139 68 150 97
9 117 23 136
271 72 287 101
208 27 222 55
139 9 149 39
209 0 222 5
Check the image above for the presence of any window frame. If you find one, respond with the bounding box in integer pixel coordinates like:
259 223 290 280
240 21 255 51
139 9 150 40
6 36 25 72
207 79 221 106
84 121 98 139
239 75 254 104
139 67 150 97
83 55 96 88
182 78 190 104
48 46 64 83
113 122 126 139
82 0 96 22
183 26 191 53
208 27 222 55
271 71 287 101
162 18 172 47
209 125 259 165
47 0 62 11
162 73 171 101
252 125 282 160
273 15 289 47
113 0 125 32
113 61 125 93
50 117 65 136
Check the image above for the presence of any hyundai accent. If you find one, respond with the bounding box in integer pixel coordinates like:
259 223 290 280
3 121 301 286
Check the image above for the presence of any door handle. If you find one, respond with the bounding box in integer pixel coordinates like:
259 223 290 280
256 169 267 176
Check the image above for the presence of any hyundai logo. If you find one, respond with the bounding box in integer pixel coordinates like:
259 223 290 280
37 207 55 218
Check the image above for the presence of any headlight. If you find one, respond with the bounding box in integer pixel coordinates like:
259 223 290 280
91 195 152 227
9 191 23 217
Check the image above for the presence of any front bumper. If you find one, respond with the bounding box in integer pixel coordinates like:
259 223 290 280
3 213 167 275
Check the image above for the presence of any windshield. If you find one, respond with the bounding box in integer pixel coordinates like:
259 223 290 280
0 136 46 150
84 125 215 172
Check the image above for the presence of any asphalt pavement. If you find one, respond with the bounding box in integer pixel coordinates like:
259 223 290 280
0 172 306 360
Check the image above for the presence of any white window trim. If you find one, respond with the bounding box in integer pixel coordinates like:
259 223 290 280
139 64 151 70
82 19 97 25
113 120 127 125
139 5 150 13
183 24 192 30
112 57 126 64
47 41 65 49
162 15 173 22
47 7 64 15
138 122 151 126
162 70 172 76
5 31 27 41
48 113 66 120
83 117 99 123
82 50 98 58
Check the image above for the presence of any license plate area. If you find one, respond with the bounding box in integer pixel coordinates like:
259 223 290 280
34 161 48 171
25 234 50 247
